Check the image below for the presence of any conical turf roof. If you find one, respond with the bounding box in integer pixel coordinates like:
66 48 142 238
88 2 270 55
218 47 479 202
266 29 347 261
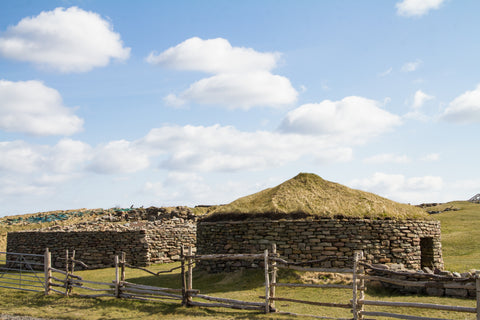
202 173 428 221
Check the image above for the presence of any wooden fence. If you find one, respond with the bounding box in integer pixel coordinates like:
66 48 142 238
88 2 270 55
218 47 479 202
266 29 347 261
2 247 480 320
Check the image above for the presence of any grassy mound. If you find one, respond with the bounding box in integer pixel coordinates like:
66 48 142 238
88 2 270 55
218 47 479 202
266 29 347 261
203 173 428 221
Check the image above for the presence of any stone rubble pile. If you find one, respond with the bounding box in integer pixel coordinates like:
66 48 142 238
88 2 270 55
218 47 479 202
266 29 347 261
367 263 478 298
40 206 197 232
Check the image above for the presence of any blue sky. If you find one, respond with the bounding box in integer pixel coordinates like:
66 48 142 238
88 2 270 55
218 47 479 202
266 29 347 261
1 0 479 216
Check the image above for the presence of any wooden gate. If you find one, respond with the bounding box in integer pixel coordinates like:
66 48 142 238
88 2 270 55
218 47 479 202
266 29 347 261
0 249 50 293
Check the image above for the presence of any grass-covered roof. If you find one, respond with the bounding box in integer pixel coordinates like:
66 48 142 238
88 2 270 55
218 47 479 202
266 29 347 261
202 173 428 221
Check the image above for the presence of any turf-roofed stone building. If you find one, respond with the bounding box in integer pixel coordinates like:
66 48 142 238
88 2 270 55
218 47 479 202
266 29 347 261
197 173 443 273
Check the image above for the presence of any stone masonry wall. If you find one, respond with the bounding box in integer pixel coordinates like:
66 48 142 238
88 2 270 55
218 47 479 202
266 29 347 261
197 218 443 273
7 219 197 269
146 220 197 263
7 230 149 269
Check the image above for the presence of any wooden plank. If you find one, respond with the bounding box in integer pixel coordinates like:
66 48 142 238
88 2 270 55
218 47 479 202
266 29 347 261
361 300 476 313
122 281 188 293
119 293 180 301
275 311 352 320
70 284 116 292
194 253 264 261
277 265 354 274
75 293 115 298
261 296 351 309
361 311 447 320
73 278 116 287
273 282 351 289
361 275 427 287
121 287 183 299
50 268 82 280
188 300 264 311
193 293 264 307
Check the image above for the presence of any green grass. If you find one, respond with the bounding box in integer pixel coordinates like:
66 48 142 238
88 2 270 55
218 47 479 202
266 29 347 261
433 201 480 271
0 263 477 319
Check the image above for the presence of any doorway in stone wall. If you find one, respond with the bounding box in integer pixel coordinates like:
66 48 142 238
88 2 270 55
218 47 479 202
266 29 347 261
420 237 434 269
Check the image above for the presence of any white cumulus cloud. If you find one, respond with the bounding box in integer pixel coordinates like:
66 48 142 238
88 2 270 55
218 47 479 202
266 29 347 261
147 37 297 109
279 96 402 143
396 0 445 17
401 59 422 72
171 72 297 109
139 124 351 172
147 37 279 73
88 140 150 174
0 7 130 73
364 153 411 164
0 80 84 135
441 84 480 123
412 90 434 109
350 172 443 203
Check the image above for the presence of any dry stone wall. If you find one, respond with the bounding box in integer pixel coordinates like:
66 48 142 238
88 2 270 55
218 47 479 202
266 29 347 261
7 230 148 269
7 217 196 269
197 218 443 273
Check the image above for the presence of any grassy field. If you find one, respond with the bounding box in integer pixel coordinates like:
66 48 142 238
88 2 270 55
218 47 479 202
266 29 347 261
0 262 477 320
0 201 479 319
430 201 480 271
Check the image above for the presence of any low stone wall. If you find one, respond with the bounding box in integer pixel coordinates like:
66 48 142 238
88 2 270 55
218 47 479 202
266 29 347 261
7 219 197 269
7 230 149 269
197 218 443 273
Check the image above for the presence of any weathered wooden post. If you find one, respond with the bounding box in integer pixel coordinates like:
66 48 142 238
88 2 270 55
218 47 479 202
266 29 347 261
44 248 51 296
114 255 120 298
65 250 70 296
264 248 270 313
476 270 480 320
358 251 365 320
181 245 187 306
121 252 126 282
187 246 193 305
269 243 277 312
353 250 364 320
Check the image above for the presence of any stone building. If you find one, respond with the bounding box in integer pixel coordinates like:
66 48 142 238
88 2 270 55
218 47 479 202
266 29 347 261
197 173 443 272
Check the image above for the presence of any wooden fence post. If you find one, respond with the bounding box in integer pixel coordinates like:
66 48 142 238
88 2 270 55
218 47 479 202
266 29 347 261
264 248 270 313
353 250 362 320
121 252 126 282
44 248 51 296
115 255 120 298
476 270 480 320
65 250 70 297
269 243 277 312
187 246 193 305
181 245 187 306
358 251 365 320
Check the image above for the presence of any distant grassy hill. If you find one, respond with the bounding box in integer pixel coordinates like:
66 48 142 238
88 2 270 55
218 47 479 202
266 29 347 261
428 201 480 271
